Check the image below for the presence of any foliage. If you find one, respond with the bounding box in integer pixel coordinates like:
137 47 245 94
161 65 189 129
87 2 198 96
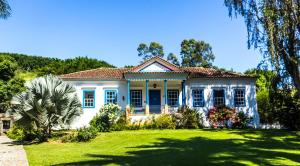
167 53 180 66
151 114 176 129
224 0 300 97
208 106 237 128
176 107 204 129
137 42 164 61
0 55 25 113
6 124 38 141
180 39 215 67
76 126 98 142
245 69 276 124
271 89 300 130
10 75 82 140
90 103 122 132
0 0 11 19
232 111 251 129
0 53 115 76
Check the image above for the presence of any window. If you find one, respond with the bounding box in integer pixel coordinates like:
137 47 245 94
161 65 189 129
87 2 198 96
213 89 225 107
130 90 142 107
83 90 95 108
105 90 117 104
168 90 179 107
2 120 10 129
234 89 245 107
192 89 204 107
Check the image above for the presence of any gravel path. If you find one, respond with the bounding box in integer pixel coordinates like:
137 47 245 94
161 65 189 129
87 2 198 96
0 135 29 166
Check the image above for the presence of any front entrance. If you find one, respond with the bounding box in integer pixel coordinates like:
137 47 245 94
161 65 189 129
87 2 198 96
149 90 161 114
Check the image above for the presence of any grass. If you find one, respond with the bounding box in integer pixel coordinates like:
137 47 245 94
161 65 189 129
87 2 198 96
24 129 300 166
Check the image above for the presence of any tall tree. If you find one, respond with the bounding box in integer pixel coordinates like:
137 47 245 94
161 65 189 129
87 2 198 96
224 0 300 97
0 56 25 113
167 53 180 66
180 39 215 67
0 0 11 19
137 42 164 61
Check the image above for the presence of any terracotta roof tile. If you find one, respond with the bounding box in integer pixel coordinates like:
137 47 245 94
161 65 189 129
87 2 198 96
59 68 130 80
182 67 253 78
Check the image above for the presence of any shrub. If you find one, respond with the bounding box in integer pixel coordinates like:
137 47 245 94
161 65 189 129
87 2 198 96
152 114 176 129
208 106 237 128
232 111 252 129
175 107 203 129
60 132 77 143
6 125 37 141
76 126 98 142
6 125 26 141
90 103 122 132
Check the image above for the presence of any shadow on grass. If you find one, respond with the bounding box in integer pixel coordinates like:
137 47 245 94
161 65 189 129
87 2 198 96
54 130 300 166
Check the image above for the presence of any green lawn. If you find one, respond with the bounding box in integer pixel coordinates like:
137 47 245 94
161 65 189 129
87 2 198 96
24 129 300 166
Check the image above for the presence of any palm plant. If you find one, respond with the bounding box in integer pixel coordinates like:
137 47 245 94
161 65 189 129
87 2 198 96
0 0 11 19
11 75 82 137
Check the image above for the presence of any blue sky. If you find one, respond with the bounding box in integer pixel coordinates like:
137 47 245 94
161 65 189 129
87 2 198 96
0 0 261 72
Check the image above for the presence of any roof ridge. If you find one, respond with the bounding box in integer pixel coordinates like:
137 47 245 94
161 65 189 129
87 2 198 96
60 67 121 76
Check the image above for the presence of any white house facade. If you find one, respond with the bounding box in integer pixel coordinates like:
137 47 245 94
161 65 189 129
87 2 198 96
60 56 259 128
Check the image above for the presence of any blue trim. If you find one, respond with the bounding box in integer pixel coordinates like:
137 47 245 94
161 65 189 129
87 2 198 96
104 89 118 104
82 90 95 108
164 80 168 105
127 81 130 105
213 88 225 107
234 88 246 107
181 80 186 106
146 80 149 105
130 90 143 107
192 89 204 107
167 89 179 107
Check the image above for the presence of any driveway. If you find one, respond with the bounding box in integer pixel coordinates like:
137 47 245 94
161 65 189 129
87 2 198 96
0 135 29 166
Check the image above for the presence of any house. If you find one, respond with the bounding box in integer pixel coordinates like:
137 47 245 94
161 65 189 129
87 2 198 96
60 56 259 128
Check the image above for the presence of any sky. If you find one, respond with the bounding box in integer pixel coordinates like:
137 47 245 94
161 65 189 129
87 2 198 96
0 0 262 72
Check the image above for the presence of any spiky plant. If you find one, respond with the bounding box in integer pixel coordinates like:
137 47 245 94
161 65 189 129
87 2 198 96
11 75 82 137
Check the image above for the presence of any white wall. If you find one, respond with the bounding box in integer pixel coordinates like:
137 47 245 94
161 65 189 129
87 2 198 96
64 80 127 128
64 77 259 128
186 78 259 127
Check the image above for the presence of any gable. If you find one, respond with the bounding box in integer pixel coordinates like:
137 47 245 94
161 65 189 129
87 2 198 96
140 62 172 72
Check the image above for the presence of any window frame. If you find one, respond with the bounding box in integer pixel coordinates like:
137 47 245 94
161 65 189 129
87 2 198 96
104 89 118 104
213 88 226 107
130 90 143 108
167 89 179 107
192 88 205 107
82 90 95 108
234 88 246 107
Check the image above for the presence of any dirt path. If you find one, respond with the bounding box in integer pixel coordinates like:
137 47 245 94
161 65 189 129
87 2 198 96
0 135 29 166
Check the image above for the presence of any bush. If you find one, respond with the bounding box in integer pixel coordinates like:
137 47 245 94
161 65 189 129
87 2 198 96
90 103 122 132
208 106 237 128
76 126 98 142
6 125 37 141
174 107 203 129
152 114 176 129
232 111 251 129
60 132 77 143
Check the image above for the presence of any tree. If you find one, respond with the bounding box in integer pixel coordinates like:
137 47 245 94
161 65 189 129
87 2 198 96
0 56 25 113
11 75 82 138
181 39 215 67
0 0 11 19
224 0 300 98
137 42 164 61
167 53 180 66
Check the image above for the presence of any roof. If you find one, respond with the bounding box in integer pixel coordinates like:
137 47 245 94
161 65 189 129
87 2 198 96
130 56 181 72
59 56 254 80
59 68 130 80
183 67 252 78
